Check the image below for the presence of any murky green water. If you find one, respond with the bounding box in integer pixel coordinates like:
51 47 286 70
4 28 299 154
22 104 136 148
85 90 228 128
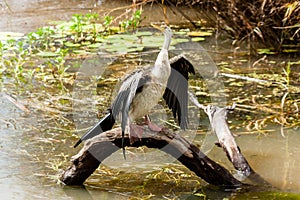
1 0 300 199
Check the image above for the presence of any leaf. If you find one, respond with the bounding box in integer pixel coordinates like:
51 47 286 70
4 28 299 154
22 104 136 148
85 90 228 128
175 31 187 35
87 43 103 48
191 37 205 42
0 32 24 40
134 31 153 36
64 42 81 47
172 38 189 44
257 48 276 55
187 31 213 37
36 51 59 57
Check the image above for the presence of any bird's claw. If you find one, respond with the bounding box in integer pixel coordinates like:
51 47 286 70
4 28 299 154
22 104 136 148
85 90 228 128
129 124 144 144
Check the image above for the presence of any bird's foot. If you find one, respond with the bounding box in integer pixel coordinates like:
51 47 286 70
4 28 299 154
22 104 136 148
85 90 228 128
144 115 163 132
147 121 163 132
129 124 144 144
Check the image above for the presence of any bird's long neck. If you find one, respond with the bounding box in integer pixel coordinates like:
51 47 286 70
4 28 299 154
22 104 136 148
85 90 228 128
162 31 172 50
156 31 172 63
152 31 172 79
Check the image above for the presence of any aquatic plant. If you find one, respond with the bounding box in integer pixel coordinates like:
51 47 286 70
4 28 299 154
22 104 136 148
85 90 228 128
0 11 146 87
119 10 143 31
0 8 211 86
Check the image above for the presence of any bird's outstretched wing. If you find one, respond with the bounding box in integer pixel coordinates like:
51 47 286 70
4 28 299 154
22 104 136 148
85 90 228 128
111 69 145 158
163 55 195 129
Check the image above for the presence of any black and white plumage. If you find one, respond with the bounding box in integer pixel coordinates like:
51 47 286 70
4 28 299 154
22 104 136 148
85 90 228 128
164 55 195 129
74 26 195 159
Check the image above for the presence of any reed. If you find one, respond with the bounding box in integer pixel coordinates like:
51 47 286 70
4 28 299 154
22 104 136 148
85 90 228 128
167 0 300 53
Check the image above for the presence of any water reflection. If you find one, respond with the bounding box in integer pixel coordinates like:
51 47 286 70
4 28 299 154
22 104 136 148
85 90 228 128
238 127 300 192
0 92 35 199
1 0 103 33
202 126 300 193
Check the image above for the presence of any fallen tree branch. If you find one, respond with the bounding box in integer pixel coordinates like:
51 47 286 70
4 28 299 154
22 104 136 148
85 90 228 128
219 73 271 84
60 127 242 187
61 91 269 187
205 104 251 177
189 91 270 185
189 91 251 176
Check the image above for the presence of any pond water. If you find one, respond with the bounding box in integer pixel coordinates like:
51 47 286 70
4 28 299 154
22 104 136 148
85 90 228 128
1 0 300 199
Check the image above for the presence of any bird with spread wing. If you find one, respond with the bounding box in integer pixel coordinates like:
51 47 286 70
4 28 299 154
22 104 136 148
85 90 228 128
74 25 195 159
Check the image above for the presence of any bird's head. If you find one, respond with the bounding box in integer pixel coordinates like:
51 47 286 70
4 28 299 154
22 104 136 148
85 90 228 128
151 24 173 37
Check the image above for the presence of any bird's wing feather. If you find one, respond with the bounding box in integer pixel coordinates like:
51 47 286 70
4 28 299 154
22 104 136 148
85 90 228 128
163 55 195 129
111 70 143 131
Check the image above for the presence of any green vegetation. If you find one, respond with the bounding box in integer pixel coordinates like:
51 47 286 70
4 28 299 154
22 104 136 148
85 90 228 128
0 11 144 84
0 11 210 91
0 15 112 91
119 10 143 31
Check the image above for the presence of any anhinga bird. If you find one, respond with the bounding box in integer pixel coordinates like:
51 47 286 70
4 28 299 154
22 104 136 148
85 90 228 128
74 25 195 159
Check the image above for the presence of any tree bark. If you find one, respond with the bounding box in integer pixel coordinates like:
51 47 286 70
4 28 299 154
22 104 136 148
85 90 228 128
188 92 269 185
204 104 251 178
60 126 242 187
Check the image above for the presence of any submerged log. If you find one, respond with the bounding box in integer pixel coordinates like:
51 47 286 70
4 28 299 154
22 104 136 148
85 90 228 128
60 126 242 187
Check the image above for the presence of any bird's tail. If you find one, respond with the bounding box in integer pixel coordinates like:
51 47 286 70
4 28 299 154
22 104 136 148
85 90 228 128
74 110 115 148
122 130 126 160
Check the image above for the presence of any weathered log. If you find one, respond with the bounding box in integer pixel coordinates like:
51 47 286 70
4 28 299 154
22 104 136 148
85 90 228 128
207 105 271 185
205 104 251 178
188 92 269 185
188 92 250 176
60 126 242 187
61 91 269 187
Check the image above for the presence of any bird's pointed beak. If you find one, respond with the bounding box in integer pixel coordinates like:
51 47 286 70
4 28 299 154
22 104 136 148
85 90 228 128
151 23 165 32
